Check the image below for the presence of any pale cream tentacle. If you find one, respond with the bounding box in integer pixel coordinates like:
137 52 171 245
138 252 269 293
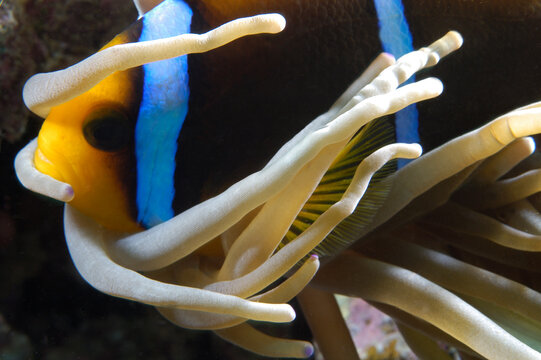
219 206 262 254
371 164 477 233
504 200 541 235
373 302 480 356
469 137 535 185
64 204 295 323
425 229 541 273
336 31 462 117
23 14 286 117
316 252 541 360
249 254 320 303
369 104 541 235
367 240 541 324
459 169 541 210
511 100 541 111
424 202 541 251
14 138 74 202
461 294 541 352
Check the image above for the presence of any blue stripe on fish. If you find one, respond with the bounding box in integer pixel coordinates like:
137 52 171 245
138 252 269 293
135 0 192 228
374 0 419 167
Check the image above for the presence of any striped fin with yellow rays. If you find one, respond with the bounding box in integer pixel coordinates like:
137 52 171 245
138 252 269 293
278 117 397 259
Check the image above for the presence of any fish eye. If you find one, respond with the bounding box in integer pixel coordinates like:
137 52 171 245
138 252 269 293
83 108 131 152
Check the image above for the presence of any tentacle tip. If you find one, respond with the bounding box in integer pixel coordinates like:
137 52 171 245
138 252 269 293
308 254 321 270
273 304 297 322
397 143 423 161
380 52 396 64
22 75 49 118
427 77 444 96
447 30 464 49
62 185 75 202
411 143 423 158
260 13 286 33
303 343 315 358
426 31 463 67
524 136 536 153
284 305 296 321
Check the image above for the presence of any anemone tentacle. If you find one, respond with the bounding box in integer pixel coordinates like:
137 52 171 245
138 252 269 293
23 14 286 117
14 138 74 202
315 251 541 360
64 204 296 322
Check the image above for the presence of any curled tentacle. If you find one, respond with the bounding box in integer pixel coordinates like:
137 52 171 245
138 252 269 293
14 138 74 202
64 204 295 323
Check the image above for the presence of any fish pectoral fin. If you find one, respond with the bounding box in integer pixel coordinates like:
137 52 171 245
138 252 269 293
280 117 397 259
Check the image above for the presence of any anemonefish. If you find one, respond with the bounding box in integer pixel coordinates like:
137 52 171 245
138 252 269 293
33 0 541 244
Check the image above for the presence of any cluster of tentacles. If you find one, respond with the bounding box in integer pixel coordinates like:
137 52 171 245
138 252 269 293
308 100 541 360
14 10 541 360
